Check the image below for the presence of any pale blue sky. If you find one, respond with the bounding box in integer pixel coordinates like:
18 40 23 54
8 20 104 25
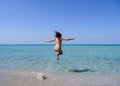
0 0 120 44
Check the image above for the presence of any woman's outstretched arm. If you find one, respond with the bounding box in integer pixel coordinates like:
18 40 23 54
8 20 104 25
62 38 75 41
44 39 55 42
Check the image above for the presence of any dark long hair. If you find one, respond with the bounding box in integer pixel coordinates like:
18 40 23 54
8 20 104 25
55 31 62 38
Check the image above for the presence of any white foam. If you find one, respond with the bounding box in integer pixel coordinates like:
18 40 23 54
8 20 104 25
35 72 47 80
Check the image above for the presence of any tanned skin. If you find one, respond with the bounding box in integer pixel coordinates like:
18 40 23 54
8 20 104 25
44 31 74 60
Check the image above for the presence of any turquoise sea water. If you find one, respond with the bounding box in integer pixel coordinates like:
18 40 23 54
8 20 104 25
0 44 120 75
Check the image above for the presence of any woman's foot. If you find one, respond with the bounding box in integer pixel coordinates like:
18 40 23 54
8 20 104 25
56 54 59 60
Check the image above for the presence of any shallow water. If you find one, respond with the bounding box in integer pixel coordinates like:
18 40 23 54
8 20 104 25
0 44 120 75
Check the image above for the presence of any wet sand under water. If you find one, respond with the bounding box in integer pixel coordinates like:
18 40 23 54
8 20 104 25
0 69 120 86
